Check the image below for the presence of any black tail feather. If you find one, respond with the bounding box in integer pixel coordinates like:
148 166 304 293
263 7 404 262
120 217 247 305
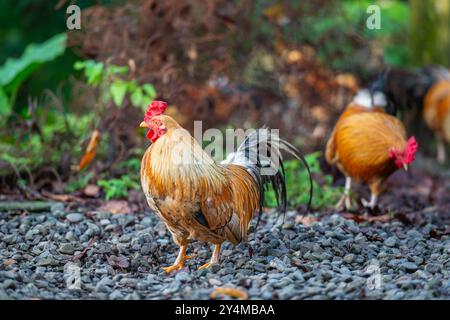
250 132 314 230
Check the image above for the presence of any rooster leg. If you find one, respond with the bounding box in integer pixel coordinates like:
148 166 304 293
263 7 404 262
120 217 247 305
436 138 446 164
198 244 221 270
162 244 190 273
335 177 352 210
362 193 378 209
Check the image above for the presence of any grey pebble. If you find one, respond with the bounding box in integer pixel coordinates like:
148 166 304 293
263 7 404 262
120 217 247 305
66 213 84 223
59 243 76 254
109 290 124 300
343 254 355 264
384 236 397 247
402 262 419 272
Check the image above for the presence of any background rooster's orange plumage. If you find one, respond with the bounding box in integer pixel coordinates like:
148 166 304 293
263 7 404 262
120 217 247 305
140 101 312 272
422 80 450 163
325 90 418 210
325 89 385 166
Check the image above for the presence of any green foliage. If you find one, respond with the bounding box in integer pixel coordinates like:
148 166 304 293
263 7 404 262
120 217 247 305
98 175 140 200
0 112 96 175
65 172 94 193
117 156 142 172
94 154 143 200
250 1 411 74
342 0 411 67
74 59 157 109
0 33 66 117
265 152 342 210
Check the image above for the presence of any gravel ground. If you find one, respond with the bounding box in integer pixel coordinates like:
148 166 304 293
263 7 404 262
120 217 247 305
0 204 449 300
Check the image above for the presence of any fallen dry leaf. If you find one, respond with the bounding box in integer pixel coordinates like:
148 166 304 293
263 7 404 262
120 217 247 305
107 255 129 270
41 191 83 202
262 3 285 20
97 200 131 214
210 287 248 300
72 236 97 262
295 215 319 226
84 184 100 197
341 213 392 223
75 130 101 171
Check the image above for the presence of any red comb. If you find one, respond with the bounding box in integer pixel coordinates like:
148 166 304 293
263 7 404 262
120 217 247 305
144 100 167 121
404 136 418 164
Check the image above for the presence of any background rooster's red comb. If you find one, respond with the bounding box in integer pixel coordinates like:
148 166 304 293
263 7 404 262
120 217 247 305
144 100 168 121
404 136 418 163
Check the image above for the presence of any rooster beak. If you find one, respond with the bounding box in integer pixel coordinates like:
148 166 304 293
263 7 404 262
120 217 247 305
139 121 148 128
403 164 408 171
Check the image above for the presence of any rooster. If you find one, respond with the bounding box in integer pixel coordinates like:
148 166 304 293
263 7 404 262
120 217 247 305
325 89 386 209
422 78 450 163
371 65 450 163
140 101 312 272
325 90 418 210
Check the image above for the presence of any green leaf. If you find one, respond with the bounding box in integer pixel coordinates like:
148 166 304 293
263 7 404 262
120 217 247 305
85 61 104 86
73 60 86 70
107 65 129 75
130 87 143 107
0 87 11 117
110 80 128 107
0 33 67 89
142 84 157 99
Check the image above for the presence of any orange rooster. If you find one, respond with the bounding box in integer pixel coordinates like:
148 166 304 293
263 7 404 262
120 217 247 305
139 101 312 272
326 90 418 210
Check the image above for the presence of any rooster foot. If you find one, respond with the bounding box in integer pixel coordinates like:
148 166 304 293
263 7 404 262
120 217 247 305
361 198 376 209
162 254 195 272
335 194 352 211
361 198 372 208
199 244 221 270
162 263 185 273
198 262 218 270
361 198 379 211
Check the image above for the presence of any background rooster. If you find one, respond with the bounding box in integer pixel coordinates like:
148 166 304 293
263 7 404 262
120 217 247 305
370 65 450 163
325 91 418 210
140 101 312 272
325 89 387 209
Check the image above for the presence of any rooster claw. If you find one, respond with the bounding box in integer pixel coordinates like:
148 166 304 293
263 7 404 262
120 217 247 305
361 198 377 209
361 198 370 208
361 198 381 215
335 194 352 211
198 262 218 270
162 263 185 273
